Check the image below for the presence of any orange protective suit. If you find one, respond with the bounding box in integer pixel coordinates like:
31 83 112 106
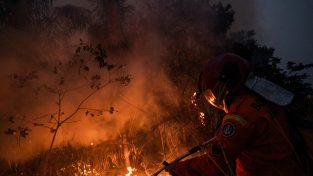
169 89 304 176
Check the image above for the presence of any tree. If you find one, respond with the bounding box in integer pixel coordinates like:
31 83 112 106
4 40 131 174
0 0 53 30
89 0 132 49
227 30 313 93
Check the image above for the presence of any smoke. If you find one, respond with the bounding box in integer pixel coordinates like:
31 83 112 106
0 1 181 161
0 28 90 160
0 1 234 167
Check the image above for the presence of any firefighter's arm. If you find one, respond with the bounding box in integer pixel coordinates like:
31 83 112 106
166 154 227 176
167 114 255 176
216 114 254 159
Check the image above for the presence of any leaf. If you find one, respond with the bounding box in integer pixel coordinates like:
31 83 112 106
77 41 108 68
59 77 65 85
20 128 30 138
8 116 15 123
33 123 44 126
91 74 101 80
84 66 89 71
109 107 115 114
115 75 132 86
76 46 81 54
95 44 107 68
96 83 101 89
53 67 58 74
4 128 16 135
107 64 115 71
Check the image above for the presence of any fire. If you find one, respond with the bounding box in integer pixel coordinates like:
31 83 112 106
125 166 136 176
202 89 229 113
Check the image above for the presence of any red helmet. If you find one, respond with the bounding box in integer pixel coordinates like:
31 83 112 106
197 53 250 112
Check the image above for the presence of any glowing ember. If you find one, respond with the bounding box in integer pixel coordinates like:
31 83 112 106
199 112 206 126
125 166 136 176
191 91 198 106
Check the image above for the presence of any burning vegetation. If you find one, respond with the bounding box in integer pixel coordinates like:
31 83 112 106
0 0 312 175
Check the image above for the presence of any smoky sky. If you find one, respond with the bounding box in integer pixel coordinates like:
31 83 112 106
57 0 313 84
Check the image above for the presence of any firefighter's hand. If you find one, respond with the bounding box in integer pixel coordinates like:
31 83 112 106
165 162 179 176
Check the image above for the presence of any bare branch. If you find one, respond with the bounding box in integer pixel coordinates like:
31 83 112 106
60 80 115 124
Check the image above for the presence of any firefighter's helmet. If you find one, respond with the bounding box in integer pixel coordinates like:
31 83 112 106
197 53 250 112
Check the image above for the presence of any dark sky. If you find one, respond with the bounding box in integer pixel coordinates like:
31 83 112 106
55 0 313 84
219 0 313 83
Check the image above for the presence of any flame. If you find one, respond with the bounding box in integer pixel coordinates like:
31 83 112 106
203 89 229 113
125 166 136 176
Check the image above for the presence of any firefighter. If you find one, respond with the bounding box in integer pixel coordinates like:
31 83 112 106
166 53 305 176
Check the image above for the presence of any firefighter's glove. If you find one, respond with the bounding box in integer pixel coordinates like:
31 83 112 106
165 162 179 176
